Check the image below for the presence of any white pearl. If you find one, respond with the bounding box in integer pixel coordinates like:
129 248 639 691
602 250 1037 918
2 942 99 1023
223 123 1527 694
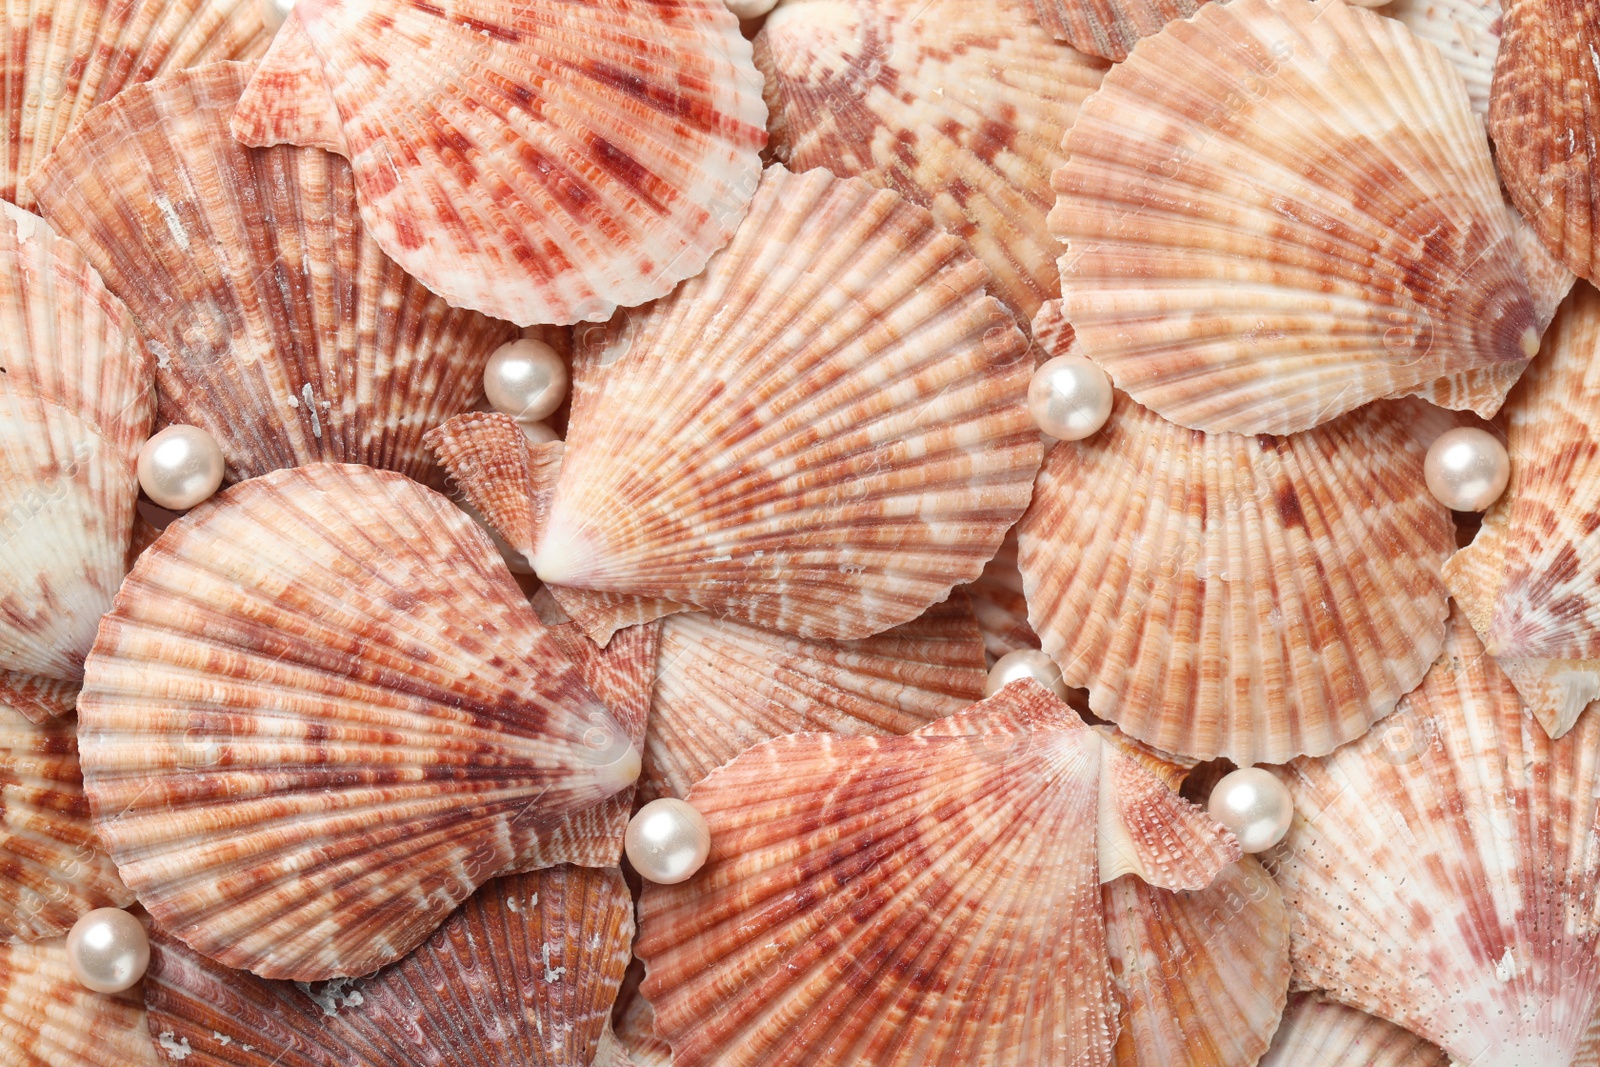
626 798 711 884
484 340 569 425
259 0 295 32
137 425 226 511
1027 355 1114 441
1207 767 1294 853
985 648 1069 701
1424 427 1510 512
727 0 781 17
519 420 559 446
66 908 149 994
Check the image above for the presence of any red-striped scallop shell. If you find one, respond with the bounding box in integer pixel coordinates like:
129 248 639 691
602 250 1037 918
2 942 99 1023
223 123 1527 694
0 934 157 1065
1259 995 1448 1067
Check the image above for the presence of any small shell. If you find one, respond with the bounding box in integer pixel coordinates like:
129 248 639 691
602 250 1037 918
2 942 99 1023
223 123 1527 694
0 671 78 726
613 966 673 1067
1029 0 1205 60
755 0 1107 324
232 16 348 153
32 62 516 485
1019 395 1453 765
143 866 634 1066
1052 0 1536 435
1385 0 1501 119
962 531 1041 666
231 0 768 326
532 165 1042 641
0 935 157 1065
77 464 638 981
1259 995 1449 1067
1096 729 1240 890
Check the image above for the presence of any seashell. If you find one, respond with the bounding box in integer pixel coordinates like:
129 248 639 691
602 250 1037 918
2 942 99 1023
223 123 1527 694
1577 1007 1600 1067
962 530 1041 666
1259 994 1449 1067
231 15 347 153
531 165 1042 641
1051 0 1537 435
1095 727 1239 889
1028 0 1204 61
143 865 634 1066
1268 609 1600 1066
639 594 988 803
1018 394 1453 765
76 464 640 981
32 62 515 485
1030 299 1079 362
1386 0 1501 120
612 966 672 1067
754 0 1107 325
230 0 768 326
0 935 157 1065
0 671 77 726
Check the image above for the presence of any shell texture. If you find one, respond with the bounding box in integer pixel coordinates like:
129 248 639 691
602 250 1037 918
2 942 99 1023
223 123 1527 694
0 672 76 727
1095 729 1240 890
612 973 672 1067
1029 0 1205 61
1051 0 1537 435
142 866 634 1066
963 530 1040 666
1386 0 1501 120
755 0 1107 325
532 165 1042 641
75 464 638 981
0 934 158 1065
1269 610 1600 1067
231 0 769 326
232 16 347 153
1017 394 1453 765
32 62 515 485
1259 995 1449 1067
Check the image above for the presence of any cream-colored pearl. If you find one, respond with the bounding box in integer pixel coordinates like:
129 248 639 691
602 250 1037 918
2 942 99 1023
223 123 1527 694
626 798 711 884
260 0 295 31
66 909 149 994
484 339 569 425
519 420 559 445
1027 356 1113 441
1207 767 1293 853
727 0 781 17
137 425 226 511
985 648 1069 701
1424 427 1509 512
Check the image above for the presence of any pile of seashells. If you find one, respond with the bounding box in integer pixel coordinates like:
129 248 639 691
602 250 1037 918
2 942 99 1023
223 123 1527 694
1 0 1598 1063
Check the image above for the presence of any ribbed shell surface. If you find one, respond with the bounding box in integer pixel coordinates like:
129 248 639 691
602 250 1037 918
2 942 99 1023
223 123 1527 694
963 531 1040 666
1386 0 1501 119
1258 995 1449 1067
0 935 157 1065
1029 0 1206 60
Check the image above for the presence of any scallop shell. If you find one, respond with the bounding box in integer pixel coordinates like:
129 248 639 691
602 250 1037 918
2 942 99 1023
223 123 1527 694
639 594 987 803
1029 0 1204 61
143 866 634 1066
531 165 1042 641
230 0 768 326
754 0 1107 325
0 672 77 727
31 62 515 485
0 935 157 1065
231 15 346 153
1051 0 1537 435
612 969 672 1067
1269 610 1600 1066
963 531 1040 666
76 464 640 981
1259 995 1449 1067
1018 394 1453 765
1386 0 1501 119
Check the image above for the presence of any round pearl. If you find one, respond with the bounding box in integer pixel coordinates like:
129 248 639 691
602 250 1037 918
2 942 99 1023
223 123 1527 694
1424 427 1510 512
259 0 295 31
1207 767 1294 853
484 340 569 425
626 798 711 885
1028 355 1113 441
66 909 149 994
519 420 559 446
985 648 1069 701
137 425 226 511
726 0 780 17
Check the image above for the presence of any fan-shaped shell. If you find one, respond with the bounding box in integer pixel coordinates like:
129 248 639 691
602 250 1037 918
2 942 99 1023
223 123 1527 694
230 0 767 326
963 531 1040 666
1260 995 1448 1067
1386 0 1501 119
1018 395 1452 765
1051 0 1536 435
0 673 76 728
1029 0 1204 60
755 0 1106 326
0 934 158 1065
32 62 515 485
76 464 639 981
531 165 1042 641
143 866 633 1066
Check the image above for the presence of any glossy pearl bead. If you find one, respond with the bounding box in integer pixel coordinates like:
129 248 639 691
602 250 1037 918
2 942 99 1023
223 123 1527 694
1028 355 1113 441
1424 427 1510 512
137 425 225 511
985 648 1069 701
66 908 149 994
260 0 295 31
484 339 569 425
626 798 711 885
1207 767 1294 853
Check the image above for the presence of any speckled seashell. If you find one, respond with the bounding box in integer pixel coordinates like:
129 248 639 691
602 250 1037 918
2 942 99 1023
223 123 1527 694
1096 728 1239 890
1019 395 1453 764
1029 0 1205 60
639 594 987 803
143 866 634 1066
1259 994 1449 1067
532 165 1041 641
962 531 1040 667
1269 610 1600 1066
0 935 157 1065
76 464 639 981
230 0 767 326
755 0 1106 325
1051 0 1537 435
32 62 515 485
1386 0 1501 119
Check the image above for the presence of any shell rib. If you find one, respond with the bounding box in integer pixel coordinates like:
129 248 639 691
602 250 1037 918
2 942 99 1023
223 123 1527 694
0 673 77 728
1269 610 1600 1066
1386 0 1501 119
142 866 633 1067
76 464 639 981
1029 0 1205 60
230 0 768 326
1051 0 1536 435
1018 395 1453 765
963 531 1040 666
1259 995 1449 1067
0 935 157 1065
32 62 515 485
755 0 1106 325
532 165 1042 641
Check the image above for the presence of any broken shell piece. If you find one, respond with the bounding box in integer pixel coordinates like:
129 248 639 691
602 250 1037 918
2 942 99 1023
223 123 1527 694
76 464 638 981
1259 994 1449 1067
1052 0 1536 435
232 0 768 326
0 935 157 1065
